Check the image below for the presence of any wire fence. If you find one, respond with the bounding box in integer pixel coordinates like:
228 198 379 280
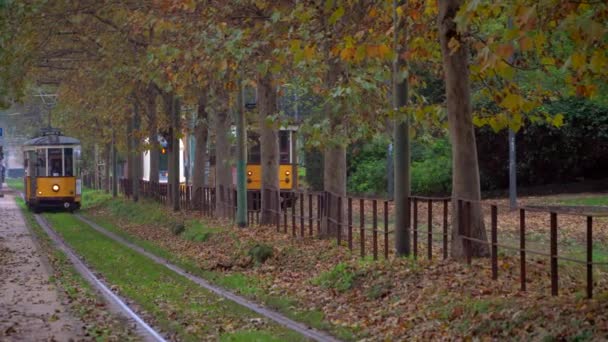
115 178 608 299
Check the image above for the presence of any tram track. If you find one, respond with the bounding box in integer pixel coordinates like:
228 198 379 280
12 189 166 342
73 213 341 342
12 186 340 341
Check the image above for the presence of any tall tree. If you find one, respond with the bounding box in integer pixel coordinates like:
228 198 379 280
393 0 411 256
439 0 489 258
192 91 209 204
257 73 280 225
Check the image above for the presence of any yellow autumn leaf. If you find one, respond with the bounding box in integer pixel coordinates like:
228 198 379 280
571 52 586 71
500 93 524 112
541 57 555 66
552 114 564 127
303 45 315 61
377 44 391 59
340 47 355 61
590 51 607 74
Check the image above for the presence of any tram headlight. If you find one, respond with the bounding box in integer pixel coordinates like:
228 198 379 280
52 184 60 192
285 170 290 176
247 171 253 176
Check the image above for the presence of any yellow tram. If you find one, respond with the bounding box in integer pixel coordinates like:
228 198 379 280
23 128 82 212
208 126 298 190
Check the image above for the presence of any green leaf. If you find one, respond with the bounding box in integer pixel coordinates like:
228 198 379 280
329 6 344 25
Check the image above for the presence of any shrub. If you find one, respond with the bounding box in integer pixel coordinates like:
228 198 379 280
312 262 358 292
183 221 215 242
248 244 274 264
476 98 608 190
169 221 185 235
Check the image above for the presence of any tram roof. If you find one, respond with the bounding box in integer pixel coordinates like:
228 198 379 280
23 134 80 147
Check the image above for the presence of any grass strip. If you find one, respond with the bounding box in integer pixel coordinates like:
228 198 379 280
43 211 306 342
80 196 357 340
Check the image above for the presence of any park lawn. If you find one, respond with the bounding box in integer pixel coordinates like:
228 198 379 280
14 197 138 340
6 177 24 191
43 211 306 342
80 190 608 341
79 193 358 341
559 195 608 206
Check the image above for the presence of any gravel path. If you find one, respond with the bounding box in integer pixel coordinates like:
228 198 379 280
0 191 85 341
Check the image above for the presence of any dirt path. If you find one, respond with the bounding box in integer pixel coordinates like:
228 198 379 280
0 192 85 341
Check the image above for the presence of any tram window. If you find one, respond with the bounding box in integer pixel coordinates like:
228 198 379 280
49 148 63 176
248 133 260 165
64 148 73 176
279 131 290 164
36 149 47 176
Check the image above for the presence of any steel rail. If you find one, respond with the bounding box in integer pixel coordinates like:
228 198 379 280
74 213 342 342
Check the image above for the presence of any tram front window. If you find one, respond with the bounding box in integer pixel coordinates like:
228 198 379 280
279 131 290 164
49 148 63 176
36 149 47 176
64 148 73 176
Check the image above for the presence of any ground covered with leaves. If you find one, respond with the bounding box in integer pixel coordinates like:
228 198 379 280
15 196 139 341
85 191 608 341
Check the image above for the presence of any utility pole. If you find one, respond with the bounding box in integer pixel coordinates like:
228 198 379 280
235 77 248 227
393 0 411 256
507 18 517 210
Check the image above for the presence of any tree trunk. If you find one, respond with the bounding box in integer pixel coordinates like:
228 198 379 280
192 92 209 208
94 144 100 190
439 0 489 258
321 58 346 238
258 73 280 226
146 84 159 183
131 98 141 202
170 96 181 211
214 109 232 218
112 129 118 197
104 142 110 193
393 0 411 256
126 113 133 197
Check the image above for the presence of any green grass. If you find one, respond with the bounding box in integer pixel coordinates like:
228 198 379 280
14 197 137 340
43 212 305 341
559 195 608 206
183 220 218 242
6 178 24 191
81 187 113 209
81 196 358 340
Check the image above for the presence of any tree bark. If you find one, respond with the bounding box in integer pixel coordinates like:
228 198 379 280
126 112 133 197
214 109 232 218
146 84 159 183
393 0 411 256
170 96 180 211
104 142 110 193
131 97 141 202
192 92 209 207
322 146 346 237
321 59 346 238
258 73 280 225
112 129 118 197
439 0 489 258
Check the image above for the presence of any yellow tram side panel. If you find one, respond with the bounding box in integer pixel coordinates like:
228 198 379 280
246 164 296 190
26 176 81 202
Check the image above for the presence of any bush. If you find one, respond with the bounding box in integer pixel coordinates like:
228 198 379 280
476 98 608 190
248 244 274 264
411 138 452 195
312 262 358 292
183 221 215 242
170 221 185 235
347 136 452 196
